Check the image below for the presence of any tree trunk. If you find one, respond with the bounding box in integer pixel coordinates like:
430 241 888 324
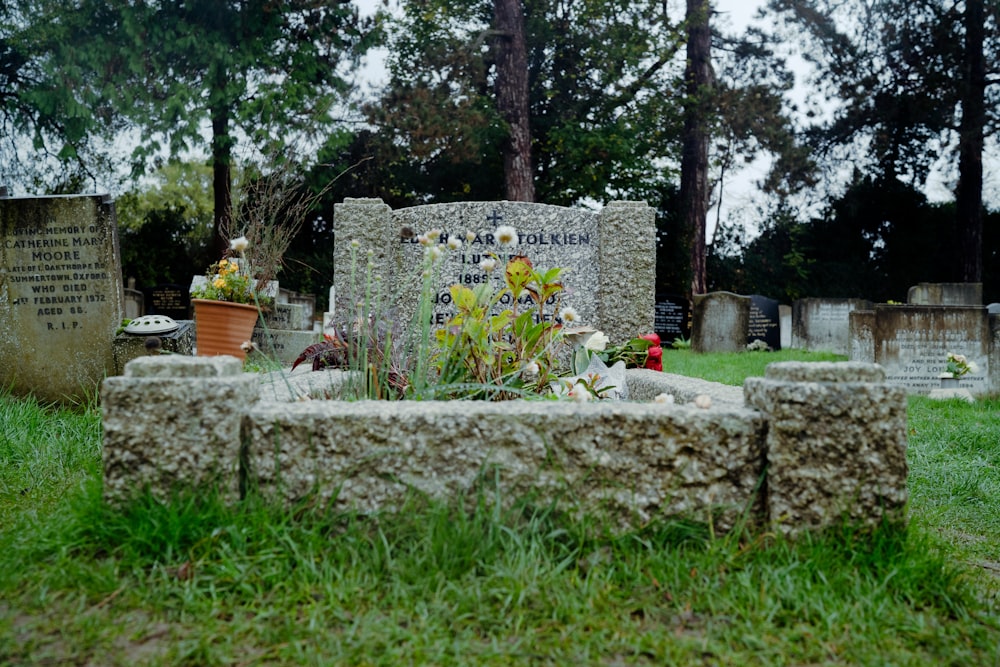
493 0 535 202
211 100 232 259
679 0 712 296
956 0 984 282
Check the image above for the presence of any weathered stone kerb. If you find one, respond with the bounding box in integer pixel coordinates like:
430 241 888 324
102 358 908 535
744 362 908 535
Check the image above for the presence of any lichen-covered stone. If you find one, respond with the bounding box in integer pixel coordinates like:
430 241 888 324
745 367 908 536
243 400 766 531
101 355 257 503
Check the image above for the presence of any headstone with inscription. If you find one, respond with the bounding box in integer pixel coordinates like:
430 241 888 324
691 292 750 354
0 194 125 403
791 298 873 354
147 283 191 320
849 304 992 395
747 295 781 350
654 293 690 345
332 198 656 346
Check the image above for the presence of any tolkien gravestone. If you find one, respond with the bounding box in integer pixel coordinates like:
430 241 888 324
332 199 656 346
654 293 690 345
747 295 781 350
0 194 124 403
691 292 750 353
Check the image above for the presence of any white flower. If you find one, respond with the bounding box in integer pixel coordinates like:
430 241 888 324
426 228 442 241
584 331 610 352
968 361 979 374
522 361 540 378
465 230 476 243
479 257 498 273
229 236 249 253
559 307 580 324
350 238 361 248
694 394 712 409
568 384 592 402
417 234 431 246
429 246 444 261
654 393 675 405
447 237 462 250
495 225 518 247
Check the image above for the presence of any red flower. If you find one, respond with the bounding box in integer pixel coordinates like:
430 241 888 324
640 333 661 346
644 345 663 372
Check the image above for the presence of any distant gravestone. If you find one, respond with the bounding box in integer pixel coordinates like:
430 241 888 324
849 304 992 395
747 295 781 350
0 194 125 403
147 283 190 320
691 292 750 353
654 293 690 345
779 304 792 349
907 282 982 306
791 298 873 354
333 198 656 346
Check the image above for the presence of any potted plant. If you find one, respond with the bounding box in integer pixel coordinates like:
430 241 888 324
190 236 268 360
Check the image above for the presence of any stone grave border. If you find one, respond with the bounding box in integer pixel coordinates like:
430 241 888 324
102 358 908 537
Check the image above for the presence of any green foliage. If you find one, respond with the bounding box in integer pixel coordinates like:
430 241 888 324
431 254 566 399
368 0 687 206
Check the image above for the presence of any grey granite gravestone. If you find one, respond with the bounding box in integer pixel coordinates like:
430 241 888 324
0 194 125 403
332 198 655 346
791 298 873 353
691 291 750 353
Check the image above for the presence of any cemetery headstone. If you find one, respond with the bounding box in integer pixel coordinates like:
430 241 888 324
849 304 991 395
907 282 982 306
333 198 656 347
691 291 750 353
779 304 791 350
0 194 125 403
747 295 781 350
654 293 690 346
791 298 873 354
147 283 191 320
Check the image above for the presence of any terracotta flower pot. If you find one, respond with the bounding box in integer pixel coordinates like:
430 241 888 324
192 298 260 360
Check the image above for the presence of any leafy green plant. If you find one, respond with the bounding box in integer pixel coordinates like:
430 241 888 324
432 253 567 400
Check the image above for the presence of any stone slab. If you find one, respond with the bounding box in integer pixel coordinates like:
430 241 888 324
907 282 982 306
791 298 873 354
691 291 750 353
0 194 125 403
333 198 656 348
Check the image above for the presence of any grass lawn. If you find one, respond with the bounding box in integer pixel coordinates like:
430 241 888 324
1 350 998 666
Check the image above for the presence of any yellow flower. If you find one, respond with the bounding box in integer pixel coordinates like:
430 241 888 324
218 259 229 268
213 277 225 289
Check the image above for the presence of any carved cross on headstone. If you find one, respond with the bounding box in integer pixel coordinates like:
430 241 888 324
486 209 504 227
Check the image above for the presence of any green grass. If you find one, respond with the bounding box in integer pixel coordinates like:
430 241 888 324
1 354 999 666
